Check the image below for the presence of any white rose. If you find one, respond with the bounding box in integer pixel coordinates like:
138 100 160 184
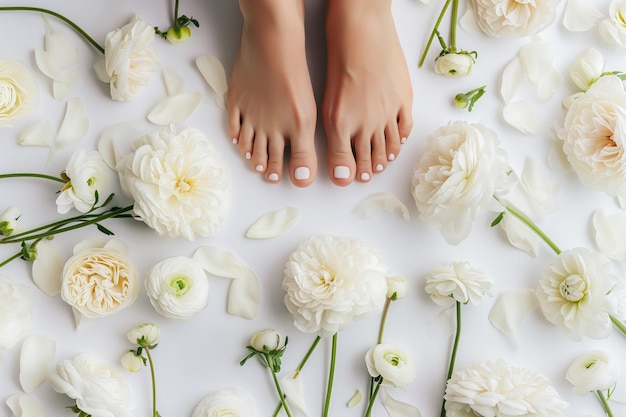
559 75 626 199
117 126 230 240
192 389 260 417
145 256 210 320
102 15 158 101
48 354 133 417
127 323 160 347
570 48 605 92
411 121 511 245
0 275 32 349
250 329 282 351
56 149 111 214
61 239 139 318
434 53 474 77
386 276 408 300
0 205 20 236
365 343 417 388
425 261 493 307
120 351 143 373
599 0 626 48
471 0 561 37
283 235 388 338
0 59 38 125
566 350 620 395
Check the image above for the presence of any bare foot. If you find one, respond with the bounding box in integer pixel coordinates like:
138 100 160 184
323 0 413 186
227 0 317 187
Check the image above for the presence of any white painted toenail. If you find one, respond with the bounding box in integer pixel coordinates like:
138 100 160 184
333 166 350 179
294 167 310 180
388 153 396 161
255 165 264 172
268 173 279 181
245 152 251 160
375 164 384 172
360 172 370 181
400 137 407 144
232 138 238 144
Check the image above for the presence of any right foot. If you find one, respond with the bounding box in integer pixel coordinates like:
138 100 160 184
227 0 317 187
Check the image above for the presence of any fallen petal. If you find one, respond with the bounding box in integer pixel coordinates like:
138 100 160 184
352 192 410 220
563 0 604 32
196 55 228 109
31 241 63 296
500 57 524 103
593 209 626 261
246 207 300 239
281 371 310 416
227 269 259 319
519 39 562 101
162 67 185 96
20 335 56 393
501 209 540 257
147 92 202 125
382 389 422 417
347 390 362 408
193 245 254 279
489 289 539 334
56 97 89 148
459 5 479 33
17 120 55 148
6 394 43 417
502 100 543 134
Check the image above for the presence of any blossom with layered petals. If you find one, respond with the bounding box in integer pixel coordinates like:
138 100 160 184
470 0 561 37
570 48 605 92
192 389 259 417
127 323 160 347
365 343 417 388
0 59 38 125
56 149 110 214
566 350 620 395
599 0 626 48
425 261 493 307
435 52 474 77
0 275 32 349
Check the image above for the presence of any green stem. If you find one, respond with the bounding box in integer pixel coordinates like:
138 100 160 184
440 301 462 417
294 336 321 377
449 0 458 51
322 334 338 417
0 7 104 53
610 315 626 338
503 203 562 255
364 378 383 417
377 298 392 344
174 0 180 23
0 252 21 268
270 369 293 417
144 347 159 417
0 173 65 183
597 390 615 417
418 0 452 67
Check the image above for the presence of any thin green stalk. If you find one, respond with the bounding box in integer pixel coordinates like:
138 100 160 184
0 173 65 183
378 298 392 344
503 204 562 255
174 0 180 23
322 334 338 417
364 378 383 417
0 7 104 53
450 0 458 51
0 252 21 268
144 347 159 417
597 390 615 417
418 0 452 67
270 368 293 417
610 315 626 338
440 301 462 417
294 336 321 377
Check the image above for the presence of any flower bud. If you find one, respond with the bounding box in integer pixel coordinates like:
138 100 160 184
386 276 408 300
250 329 281 352
0 205 20 236
127 323 160 347
570 48 604 92
167 26 191 44
121 351 144 372
566 350 620 395
435 52 474 77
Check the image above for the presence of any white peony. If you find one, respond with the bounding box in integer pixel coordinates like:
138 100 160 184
434 52 474 77
537 247 621 341
570 48 605 92
145 256 210 320
192 389 260 417
425 261 493 307
61 239 139 319
0 59 38 125
411 121 511 245
559 75 626 199
56 148 111 214
566 350 620 395
117 126 230 240
283 235 389 338
444 359 569 417
48 353 133 417
470 0 562 37
0 275 33 349
599 0 626 48
365 343 417 388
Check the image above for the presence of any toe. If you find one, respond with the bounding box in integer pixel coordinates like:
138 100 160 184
371 130 387 174
266 134 285 183
397 105 413 143
227 100 242 144
288 132 316 188
327 130 356 187
384 121 402 162
250 133 269 174
237 119 255 160
354 132 373 183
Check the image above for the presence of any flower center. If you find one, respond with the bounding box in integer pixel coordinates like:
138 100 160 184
384 353 402 367
168 275 190 296
175 177 195 194
559 274 587 302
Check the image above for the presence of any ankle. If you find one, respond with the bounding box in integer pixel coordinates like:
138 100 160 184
240 0 304 24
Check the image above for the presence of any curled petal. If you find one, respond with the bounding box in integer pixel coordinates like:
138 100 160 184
162 67 185 96
6 394 43 417
563 0 604 32
501 57 524 103
20 335 56 393
17 120 55 148
593 209 626 261
246 207 300 239
347 391 362 408
35 18 79 100
352 192 410 221
489 289 539 334
382 389 422 417
56 98 89 148
147 92 202 125
280 371 309 416
31 242 63 296
196 55 228 110
503 100 543 134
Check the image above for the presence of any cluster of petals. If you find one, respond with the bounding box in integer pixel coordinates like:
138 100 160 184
470 0 561 37
0 59 38 125
425 261 493 307
191 389 259 417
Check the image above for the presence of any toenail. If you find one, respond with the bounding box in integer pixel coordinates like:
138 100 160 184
232 138 238 144
255 165 264 172
245 152 251 160
360 172 370 181
401 137 407 144
294 167 310 180
333 166 351 179
375 164 384 172
268 173 279 181
388 153 396 161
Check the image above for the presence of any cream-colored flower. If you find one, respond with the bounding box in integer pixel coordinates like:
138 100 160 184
48 354 133 417
0 275 32 349
537 247 620 340
192 389 260 417
145 256 210 320
61 239 139 318
117 126 230 240
120 351 143 373
570 48 605 92
365 343 416 388
434 52 474 77
0 205 20 236
250 329 282 351
127 323 160 347
102 15 158 101
444 359 568 417
566 350 620 395
283 235 388 338
425 261 493 307
0 59 38 125
411 121 511 245
470 0 562 37
56 149 111 214
599 0 626 48
559 75 626 199
386 276 408 300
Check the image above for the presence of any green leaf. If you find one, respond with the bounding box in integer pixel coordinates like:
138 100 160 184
96 223 114 235
491 212 505 227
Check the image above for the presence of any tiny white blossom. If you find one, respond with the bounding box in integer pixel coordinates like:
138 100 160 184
386 276 409 300
566 350 620 395
435 53 474 77
250 329 282 352
127 323 160 347
425 261 493 307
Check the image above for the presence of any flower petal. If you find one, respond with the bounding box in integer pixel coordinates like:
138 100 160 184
593 209 626 261
6 394 43 417
489 289 539 334
459 4 480 33
196 55 228 110
31 241 63 296
501 57 524 103
246 207 300 239
563 0 604 32
56 97 89 148
147 92 202 125
503 100 543 134
501 211 540 257
162 67 185 96
19 334 56 393
382 389 422 417
280 371 310 416
347 391 362 408
352 192 410 221
518 39 562 102
17 120 55 148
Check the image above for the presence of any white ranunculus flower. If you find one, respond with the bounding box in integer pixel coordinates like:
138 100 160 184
48 354 133 417
559 75 626 199
61 239 139 319
0 205 20 236
250 329 282 351
117 126 230 240
471 0 562 37
127 323 160 347
537 247 621 341
425 261 493 307
283 235 389 338
386 276 409 300
145 256 210 320
365 343 417 388
599 0 626 48
411 121 511 245
56 149 111 214
566 350 620 395
192 389 260 417
570 48 605 92
0 275 33 349
0 59 39 125
445 359 569 417
434 53 474 77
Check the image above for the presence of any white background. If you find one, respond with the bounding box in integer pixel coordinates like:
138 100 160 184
2 0 626 416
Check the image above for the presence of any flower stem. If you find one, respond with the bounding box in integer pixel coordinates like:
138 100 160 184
418 0 452 67
0 252 21 268
144 347 159 417
440 301 462 417
270 369 293 417
364 378 383 417
0 7 104 53
322 333 338 417
450 0 458 51
504 204 562 255
378 298 392 344
294 336 321 377
0 173 65 183
596 390 615 417
610 315 626 338
174 0 180 23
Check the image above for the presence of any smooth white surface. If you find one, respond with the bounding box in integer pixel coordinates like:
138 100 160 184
1 1 626 416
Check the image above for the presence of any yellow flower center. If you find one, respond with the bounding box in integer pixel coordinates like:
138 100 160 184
168 275 190 296
559 274 587 302
175 176 195 194
384 353 402 367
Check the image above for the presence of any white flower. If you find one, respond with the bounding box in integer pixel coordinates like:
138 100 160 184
444 359 569 417
120 352 143 373
61 239 140 319
117 126 230 240
48 354 133 417
56 149 110 214
0 205 20 236
470 0 562 37
537 247 621 340
145 256 210 320
191 389 260 417
559 75 626 199
425 261 493 307
0 275 32 349
0 59 38 125
411 121 511 245
434 53 474 77
566 350 620 395
283 235 388 338
599 0 626 48
386 276 409 300
101 15 158 101
127 323 160 347
365 343 417 388
570 48 605 92
250 329 282 351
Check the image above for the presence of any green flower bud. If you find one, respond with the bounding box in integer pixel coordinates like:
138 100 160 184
166 26 191 44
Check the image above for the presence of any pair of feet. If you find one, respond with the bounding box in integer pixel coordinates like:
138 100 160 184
226 0 413 187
